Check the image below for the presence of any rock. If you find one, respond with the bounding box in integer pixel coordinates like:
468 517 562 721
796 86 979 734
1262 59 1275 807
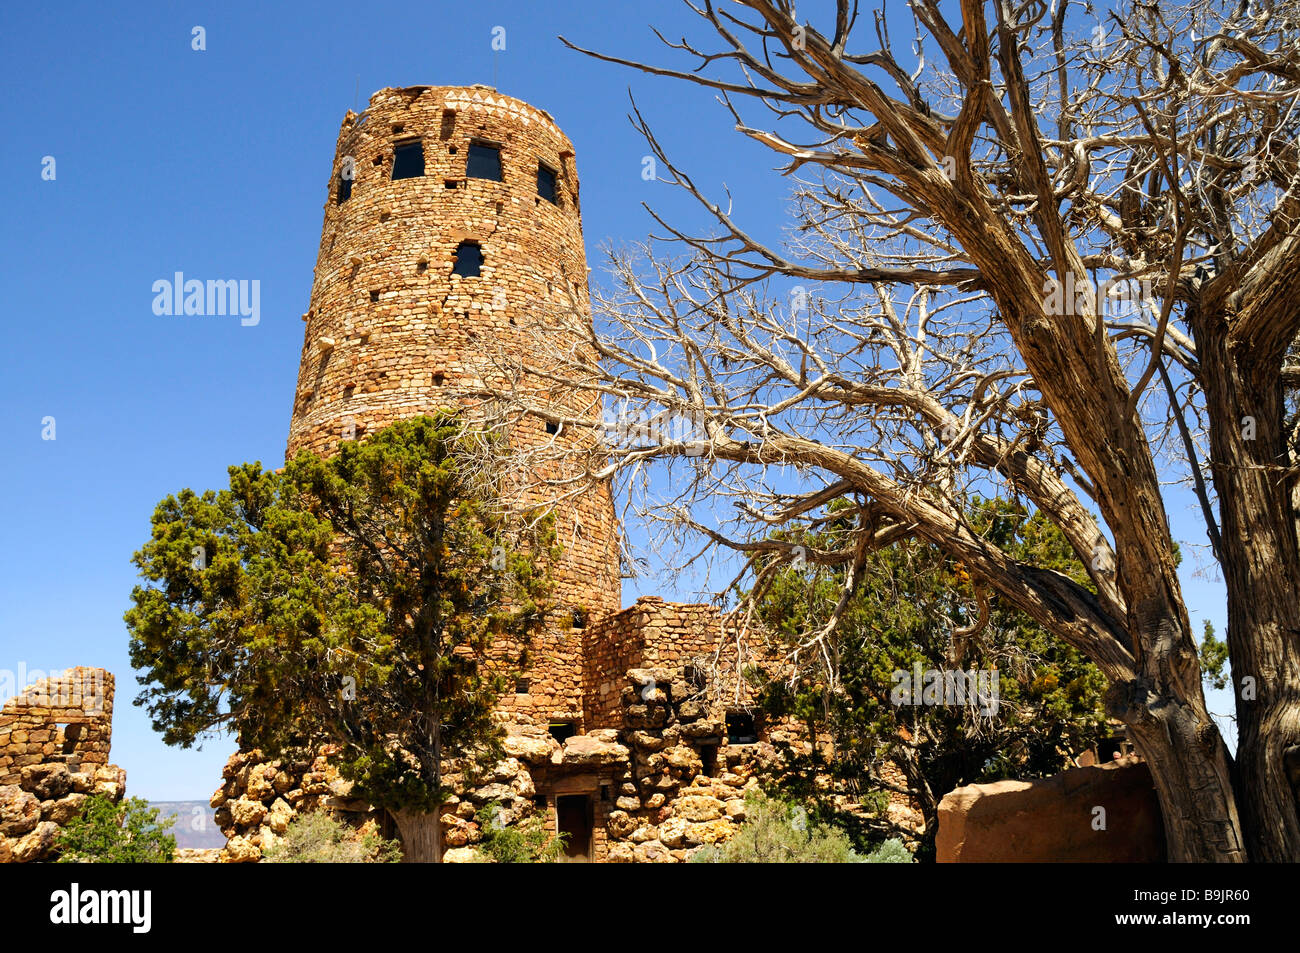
44 793 87 825
725 798 746 821
443 846 485 863
632 839 673 863
644 793 666 810
606 811 638 838
12 821 60 862
213 805 232 829
658 817 690 849
223 835 261 863
229 797 268 828
587 729 621 744
684 819 734 846
503 731 556 764
661 745 702 772
69 772 95 794
267 798 293 835
936 757 1164 862
326 777 355 798
21 763 72 801
510 772 536 799
629 825 658 843
628 731 665 752
246 766 275 801
209 786 228 809
491 758 522 782
0 836 12 864
606 843 635 863
0 786 41 837
615 796 642 812
559 735 629 767
272 771 294 795
674 794 725 822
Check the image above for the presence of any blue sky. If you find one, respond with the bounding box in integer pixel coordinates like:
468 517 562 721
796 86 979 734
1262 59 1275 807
0 0 1233 800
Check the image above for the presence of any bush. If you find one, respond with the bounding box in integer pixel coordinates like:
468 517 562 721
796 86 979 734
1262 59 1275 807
475 802 565 863
56 796 176 863
689 793 912 864
261 811 403 863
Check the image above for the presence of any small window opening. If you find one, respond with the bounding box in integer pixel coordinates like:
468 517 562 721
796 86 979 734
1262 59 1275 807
684 664 707 692
571 607 587 628
391 124 405 135
515 678 530 694
417 260 428 273
337 173 352 204
445 179 458 189
467 142 502 181
392 140 425 180
452 241 482 278
533 794 547 810
600 784 612 802
369 290 380 303
548 721 577 743
545 420 559 435
448 145 458 154
726 712 758 745
700 744 719 777
537 163 558 204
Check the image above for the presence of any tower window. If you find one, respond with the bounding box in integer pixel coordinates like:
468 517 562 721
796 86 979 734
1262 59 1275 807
392 140 425 180
467 142 502 181
537 163 558 204
452 242 482 278
548 722 577 743
545 420 559 435
337 173 352 204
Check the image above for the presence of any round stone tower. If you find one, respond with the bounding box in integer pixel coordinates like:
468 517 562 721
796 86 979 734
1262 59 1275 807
287 85 620 726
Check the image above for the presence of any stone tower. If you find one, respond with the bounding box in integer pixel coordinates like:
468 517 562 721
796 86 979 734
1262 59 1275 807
287 85 620 727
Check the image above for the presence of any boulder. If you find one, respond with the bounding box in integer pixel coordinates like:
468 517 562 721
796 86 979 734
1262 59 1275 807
0 786 41 837
21 763 72 801
12 821 60 862
229 797 268 828
44 793 87 825
658 816 690 849
674 794 725 822
558 735 629 767
267 798 294 835
443 846 484 863
223 835 261 863
936 757 1165 863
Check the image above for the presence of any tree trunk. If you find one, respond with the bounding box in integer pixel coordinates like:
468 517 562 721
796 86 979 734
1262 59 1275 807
391 807 443 863
1196 317 1300 861
1113 676 1247 862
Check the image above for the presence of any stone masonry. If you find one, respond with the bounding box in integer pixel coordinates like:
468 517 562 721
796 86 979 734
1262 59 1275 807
0 668 127 863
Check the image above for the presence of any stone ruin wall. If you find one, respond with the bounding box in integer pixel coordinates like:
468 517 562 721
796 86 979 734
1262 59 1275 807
285 85 622 728
0 668 127 863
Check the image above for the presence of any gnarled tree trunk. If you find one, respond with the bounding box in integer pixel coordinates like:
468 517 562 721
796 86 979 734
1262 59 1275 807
392 807 443 863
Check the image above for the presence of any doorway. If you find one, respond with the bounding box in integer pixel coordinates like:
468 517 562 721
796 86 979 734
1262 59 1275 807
556 794 593 861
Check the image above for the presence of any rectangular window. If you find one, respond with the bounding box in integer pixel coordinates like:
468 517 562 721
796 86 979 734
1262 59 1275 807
537 163 558 204
337 173 352 203
392 140 425 180
452 241 482 277
467 142 502 181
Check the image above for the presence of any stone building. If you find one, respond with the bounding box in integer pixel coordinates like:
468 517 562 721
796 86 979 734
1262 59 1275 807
214 85 817 863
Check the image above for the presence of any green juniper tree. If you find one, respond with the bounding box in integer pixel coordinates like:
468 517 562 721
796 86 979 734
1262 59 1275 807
126 414 557 862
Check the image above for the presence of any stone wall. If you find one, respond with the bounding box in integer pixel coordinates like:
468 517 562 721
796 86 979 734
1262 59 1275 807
935 756 1165 862
0 668 127 863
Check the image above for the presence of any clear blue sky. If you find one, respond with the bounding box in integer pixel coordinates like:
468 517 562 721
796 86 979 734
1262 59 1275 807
0 0 1232 800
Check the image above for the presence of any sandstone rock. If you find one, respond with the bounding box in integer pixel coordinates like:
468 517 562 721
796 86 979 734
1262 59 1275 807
0 836 12 864
658 817 690 849
615 796 641 812
606 843 635 863
443 846 485 863
628 731 665 752
661 745 702 772
674 794 725 822
502 731 555 764
246 766 275 801
559 734 629 767
510 772 536 799
632 839 673 863
267 798 293 835
606 811 637 838
629 825 658 843
725 798 746 821
21 763 72 801
209 786 228 809
272 771 294 795
12 821 59 862
230 797 268 828
0 785 41 837
684 819 734 846
69 772 95 795
644 793 666 810
213 805 232 830
223 835 261 863
936 758 1164 863
44 793 87 825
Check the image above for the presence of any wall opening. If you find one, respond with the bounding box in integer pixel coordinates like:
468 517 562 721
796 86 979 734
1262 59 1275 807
700 743 718 777
548 721 577 743
726 712 758 745
556 794 593 861
337 173 352 204
467 142 502 181
537 163 558 204
392 140 425 180
452 242 482 278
